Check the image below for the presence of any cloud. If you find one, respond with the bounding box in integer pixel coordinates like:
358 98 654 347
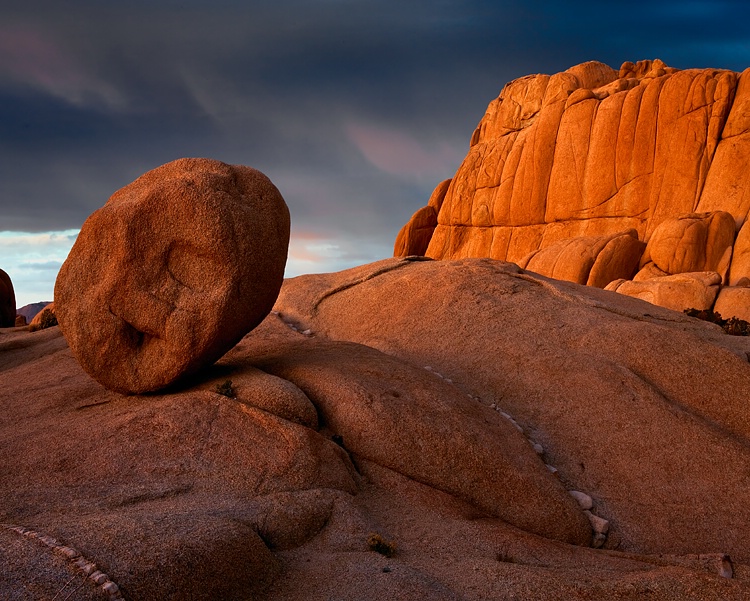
0 25 125 110
0 229 79 307
346 121 464 182
286 228 392 278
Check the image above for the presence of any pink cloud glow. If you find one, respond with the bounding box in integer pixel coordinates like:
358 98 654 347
346 121 462 181
0 26 123 108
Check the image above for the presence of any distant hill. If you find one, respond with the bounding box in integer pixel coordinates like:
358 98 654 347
17 302 52 322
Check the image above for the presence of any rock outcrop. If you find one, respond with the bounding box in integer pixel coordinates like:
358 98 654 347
0 269 16 328
3 257 750 599
28 302 56 331
17 301 52 323
54 158 291 394
395 60 750 317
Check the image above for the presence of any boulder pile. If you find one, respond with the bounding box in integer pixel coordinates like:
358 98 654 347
395 60 750 319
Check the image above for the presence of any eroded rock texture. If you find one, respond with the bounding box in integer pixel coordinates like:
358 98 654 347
54 158 290 394
3 257 750 599
0 259 750 601
395 60 750 316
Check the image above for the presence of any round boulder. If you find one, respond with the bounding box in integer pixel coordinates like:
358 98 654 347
0 269 16 328
55 158 290 393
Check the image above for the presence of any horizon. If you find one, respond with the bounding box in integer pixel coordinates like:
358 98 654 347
3 1 750 307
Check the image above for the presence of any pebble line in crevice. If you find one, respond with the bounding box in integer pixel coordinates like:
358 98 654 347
1 524 124 600
271 311 313 336
423 365 610 549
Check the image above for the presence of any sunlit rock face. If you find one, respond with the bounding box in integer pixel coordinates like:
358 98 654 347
395 60 750 316
54 158 290 394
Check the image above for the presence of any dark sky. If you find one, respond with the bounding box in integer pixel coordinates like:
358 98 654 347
2 0 750 304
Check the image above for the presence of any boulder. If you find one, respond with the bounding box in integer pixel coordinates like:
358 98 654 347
713 286 750 322
54 158 290 394
16 301 52 323
0 269 16 327
28 302 56 331
394 179 450 257
393 205 437 257
14 315 26 327
640 211 736 280
518 229 645 288
605 272 722 312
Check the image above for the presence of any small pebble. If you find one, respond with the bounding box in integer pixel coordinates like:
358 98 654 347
532 442 544 455
102 581 120 594
592 532 607 548
54 546 80 559
78 561 97 575
584 510 609 534
301 329 312 336
90 571 107 585
382 567 391 573
424 366 432 371
568 490 593 510
545 464 558 475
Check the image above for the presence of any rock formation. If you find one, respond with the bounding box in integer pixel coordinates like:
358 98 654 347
54 158 291 394
0 269 16 328
2 256 750 599
28 302 56 331
16 301 52 324
395 60 750 317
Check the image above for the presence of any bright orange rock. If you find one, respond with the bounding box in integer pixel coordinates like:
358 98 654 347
640 212 735 280
605 272 722 312
714 286 750 322
396 60 750 315
518 230 644 288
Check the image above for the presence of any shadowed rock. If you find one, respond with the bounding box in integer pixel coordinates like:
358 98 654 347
0 269 16 328
54 158 290 394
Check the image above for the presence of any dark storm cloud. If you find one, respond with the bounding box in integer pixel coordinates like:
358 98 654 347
1 0 750 242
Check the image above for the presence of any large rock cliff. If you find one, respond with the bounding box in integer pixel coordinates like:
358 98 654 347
395 60 750 318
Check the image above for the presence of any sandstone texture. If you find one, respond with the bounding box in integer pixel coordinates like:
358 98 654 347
54 158 290 394
396 60 750 318
3 257 750 599
0 269 15 328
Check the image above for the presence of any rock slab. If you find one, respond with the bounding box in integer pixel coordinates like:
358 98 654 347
54 158 290 393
